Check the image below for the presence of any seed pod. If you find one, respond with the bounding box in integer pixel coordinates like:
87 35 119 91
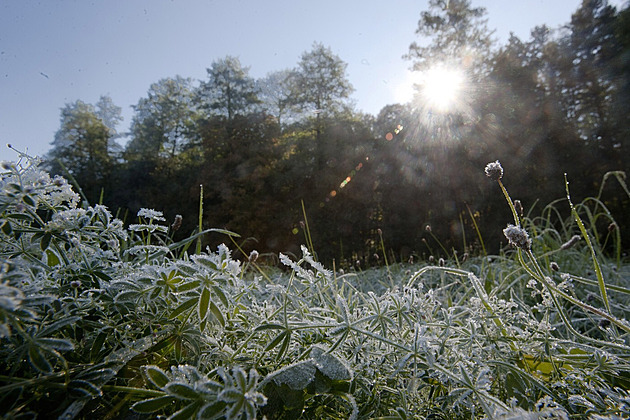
484 160 503 181
503 224 532 250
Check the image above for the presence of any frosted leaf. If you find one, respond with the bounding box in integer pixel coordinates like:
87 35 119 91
124 244 170 256
137 208 165 221
0 161 79 209
311 346 353 381
191 246 242 277
265 284 286 294
216 243 232 261
300 245 332 279
278 253 294 268
129 223 168 233
266 360 316 390
170 364 205 386
567 394 595 409
0 281 24 311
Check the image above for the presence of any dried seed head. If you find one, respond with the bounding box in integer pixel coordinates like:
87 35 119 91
248 250 259 263
429 255 435 263
425 224 432 233
377 228 382 236
484 160 503 181
608 222 618 232
171 214 183 232
438 258 445 267
560 235 581 250
503 224 532 250
550 261 560 272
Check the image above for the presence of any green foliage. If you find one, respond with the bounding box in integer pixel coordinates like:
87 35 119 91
199 56 260 121
125 76 200 163
405 0 494 76
1 156 630 419
46 98 120 204
289 42 354 118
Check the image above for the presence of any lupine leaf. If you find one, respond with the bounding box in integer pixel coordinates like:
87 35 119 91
199 287 210 322
144 366 170 389
164 382 199 400
132 395 174 413
170 296 198 319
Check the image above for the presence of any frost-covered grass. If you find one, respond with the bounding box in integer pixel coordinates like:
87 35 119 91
1 155 630 419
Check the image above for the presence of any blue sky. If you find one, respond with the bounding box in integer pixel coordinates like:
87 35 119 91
0 0 626 162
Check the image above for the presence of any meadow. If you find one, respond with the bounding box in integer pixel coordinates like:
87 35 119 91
1 154 629 419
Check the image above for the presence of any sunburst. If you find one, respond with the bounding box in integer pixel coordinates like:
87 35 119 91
418 65 465 113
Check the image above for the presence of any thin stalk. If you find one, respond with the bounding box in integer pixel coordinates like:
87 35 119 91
565 174 610 314
377 229 393 288
54 158 90 207
498 179 520 226
196 184 203 255
301 200 315 258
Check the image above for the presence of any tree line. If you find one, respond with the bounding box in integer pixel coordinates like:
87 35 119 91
45 0 630 265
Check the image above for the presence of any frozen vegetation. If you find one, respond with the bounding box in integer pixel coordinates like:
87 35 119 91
1 155 629 419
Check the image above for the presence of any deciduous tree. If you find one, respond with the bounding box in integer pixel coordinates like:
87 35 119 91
125 76 199 163
47 99 118 203
198 56 260 121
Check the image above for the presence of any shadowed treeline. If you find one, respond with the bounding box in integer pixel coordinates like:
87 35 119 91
45 1 630 264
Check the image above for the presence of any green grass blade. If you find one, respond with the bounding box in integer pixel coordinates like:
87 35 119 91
564 174 610 314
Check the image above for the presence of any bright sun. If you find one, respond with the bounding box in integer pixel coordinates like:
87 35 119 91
393 65 467 114
419 65 464 112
